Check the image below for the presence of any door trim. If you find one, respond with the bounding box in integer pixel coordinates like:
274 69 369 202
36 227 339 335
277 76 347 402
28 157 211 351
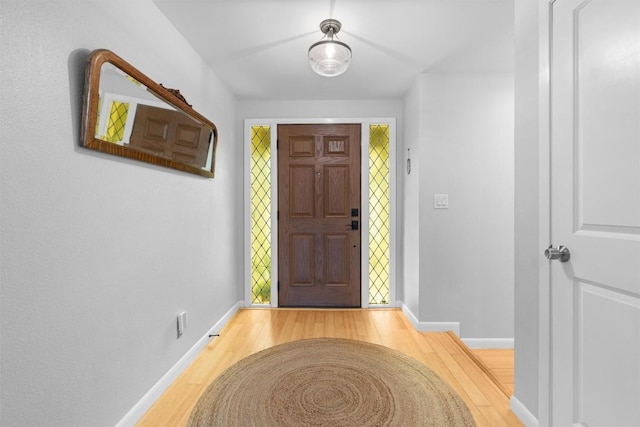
538 1 553 425
243 118 397 308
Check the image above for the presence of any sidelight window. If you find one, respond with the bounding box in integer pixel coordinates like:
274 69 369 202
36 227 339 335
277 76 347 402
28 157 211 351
250 125 272 304
368 124 391 305
101 100 129 143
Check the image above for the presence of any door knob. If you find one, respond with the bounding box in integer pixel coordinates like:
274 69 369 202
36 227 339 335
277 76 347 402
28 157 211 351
545 245 570 262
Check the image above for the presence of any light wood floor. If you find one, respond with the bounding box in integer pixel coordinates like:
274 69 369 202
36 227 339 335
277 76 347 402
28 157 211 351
471 348 515 397
138 309 522 426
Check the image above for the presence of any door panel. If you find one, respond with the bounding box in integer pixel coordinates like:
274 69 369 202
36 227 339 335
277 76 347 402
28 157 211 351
278 124 361 307
290 135 315 156
289 165 315 217
578 284 640 425
324 165 349 217
550 1 640 425
325 234 350 286
290 234 314 287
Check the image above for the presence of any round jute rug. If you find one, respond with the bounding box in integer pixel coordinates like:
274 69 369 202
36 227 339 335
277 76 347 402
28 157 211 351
188 338 476 426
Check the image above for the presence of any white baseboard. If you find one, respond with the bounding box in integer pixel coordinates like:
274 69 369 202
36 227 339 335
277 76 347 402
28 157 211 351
115 300 243 427
462 338 514 349
399 301 513 349
510 395 539 427
399 302 461 335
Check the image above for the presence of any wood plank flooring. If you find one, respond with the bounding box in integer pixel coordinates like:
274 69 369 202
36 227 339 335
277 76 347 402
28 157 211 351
471 348 515 397
137 309 522 426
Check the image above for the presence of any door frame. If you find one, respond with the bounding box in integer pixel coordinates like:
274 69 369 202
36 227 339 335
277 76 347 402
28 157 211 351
243 118 397 308
535 1 554 425
534 1 552 425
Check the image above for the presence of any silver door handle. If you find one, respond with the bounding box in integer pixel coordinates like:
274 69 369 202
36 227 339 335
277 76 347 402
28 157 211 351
545 245 570 262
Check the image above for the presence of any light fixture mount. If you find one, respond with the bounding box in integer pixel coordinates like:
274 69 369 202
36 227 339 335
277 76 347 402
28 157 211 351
308 18 352 77
318 18 342 35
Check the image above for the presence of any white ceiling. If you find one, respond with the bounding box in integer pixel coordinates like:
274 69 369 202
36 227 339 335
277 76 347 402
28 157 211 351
153 0 514 101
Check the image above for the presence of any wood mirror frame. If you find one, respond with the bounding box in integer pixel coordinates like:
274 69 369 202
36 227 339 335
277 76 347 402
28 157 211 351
81 49 218 178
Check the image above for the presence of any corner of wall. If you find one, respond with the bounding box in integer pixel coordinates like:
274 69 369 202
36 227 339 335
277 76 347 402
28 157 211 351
399 302 460 335
115 301 243 427
510 395 539 427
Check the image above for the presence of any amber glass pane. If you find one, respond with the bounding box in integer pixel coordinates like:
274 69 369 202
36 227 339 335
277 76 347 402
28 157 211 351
250 126 272 304
369 124 390 305
102 101 129 143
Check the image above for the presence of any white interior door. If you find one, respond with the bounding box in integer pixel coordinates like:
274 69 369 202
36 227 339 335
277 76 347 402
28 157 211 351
550 1 640 426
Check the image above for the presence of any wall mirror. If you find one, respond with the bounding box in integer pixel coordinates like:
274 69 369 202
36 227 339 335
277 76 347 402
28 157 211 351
81 49 218 178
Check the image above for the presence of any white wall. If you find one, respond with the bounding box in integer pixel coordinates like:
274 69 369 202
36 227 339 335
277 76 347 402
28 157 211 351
415 73 515 339
0 1 241 426
401 81 421 315
237 99 403 122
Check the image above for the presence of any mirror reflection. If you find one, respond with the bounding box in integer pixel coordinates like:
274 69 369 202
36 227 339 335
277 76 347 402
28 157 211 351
82 49 218 177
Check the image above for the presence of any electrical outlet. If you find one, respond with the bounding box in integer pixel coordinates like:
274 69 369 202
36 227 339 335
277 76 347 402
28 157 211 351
177 311 187 337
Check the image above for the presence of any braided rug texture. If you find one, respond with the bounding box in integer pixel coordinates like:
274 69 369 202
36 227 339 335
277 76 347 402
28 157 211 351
188 338 476 427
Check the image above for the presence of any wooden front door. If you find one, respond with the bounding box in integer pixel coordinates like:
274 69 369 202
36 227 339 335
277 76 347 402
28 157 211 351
550 1 640 424
278 124 361 307
130 105 212 167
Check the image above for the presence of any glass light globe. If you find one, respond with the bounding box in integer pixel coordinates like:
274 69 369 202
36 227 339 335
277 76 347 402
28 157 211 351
308 40 352 77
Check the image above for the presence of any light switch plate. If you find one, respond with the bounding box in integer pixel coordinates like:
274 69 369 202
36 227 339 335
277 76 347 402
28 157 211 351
177 311 187 337
434 194 449 209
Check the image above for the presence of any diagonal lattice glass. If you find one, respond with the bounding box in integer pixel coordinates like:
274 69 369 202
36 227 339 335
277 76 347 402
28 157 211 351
250 126 272 304
369 125 390 305
102 101 129 143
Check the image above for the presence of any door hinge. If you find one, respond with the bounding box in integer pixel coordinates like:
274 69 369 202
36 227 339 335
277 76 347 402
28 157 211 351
277 281 280 291
277 210 280 221
276 139 279 150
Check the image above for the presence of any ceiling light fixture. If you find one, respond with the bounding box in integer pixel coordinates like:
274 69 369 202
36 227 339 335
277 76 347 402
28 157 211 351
308 19 352 77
